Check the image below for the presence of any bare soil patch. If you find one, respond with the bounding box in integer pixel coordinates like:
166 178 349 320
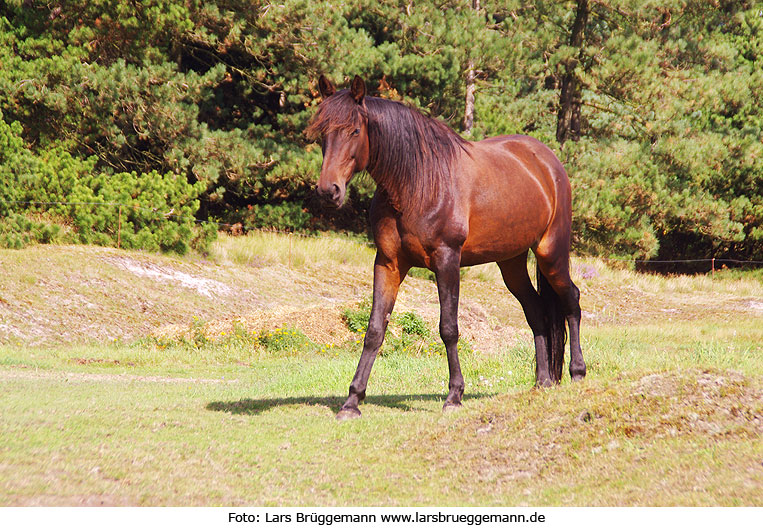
0 367 237 385
103 255 233 298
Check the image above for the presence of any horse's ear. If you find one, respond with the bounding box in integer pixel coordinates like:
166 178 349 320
350 75 366 104
318 75 335 98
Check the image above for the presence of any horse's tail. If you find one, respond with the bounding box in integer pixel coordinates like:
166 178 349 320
537 263 567 383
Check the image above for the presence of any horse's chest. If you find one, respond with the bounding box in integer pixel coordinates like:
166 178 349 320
371 193 468 268
400 233 431 267
398 219 468 268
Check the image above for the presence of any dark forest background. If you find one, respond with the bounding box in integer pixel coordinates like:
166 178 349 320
1 1 761 264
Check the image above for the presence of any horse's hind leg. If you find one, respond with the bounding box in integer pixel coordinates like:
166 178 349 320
337 252 410 420
534 248 586 381
497 253 554 387
561 279 585 380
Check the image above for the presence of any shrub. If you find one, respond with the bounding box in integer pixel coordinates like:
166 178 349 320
244 202 312 233
341 301 471 358
396 311 429 337
341 298 372 334
0 112 214 253
257 327 314 354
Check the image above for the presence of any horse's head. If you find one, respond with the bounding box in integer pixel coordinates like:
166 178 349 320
307 75 370 208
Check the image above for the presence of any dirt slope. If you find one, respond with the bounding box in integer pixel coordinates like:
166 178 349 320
1 243 761 349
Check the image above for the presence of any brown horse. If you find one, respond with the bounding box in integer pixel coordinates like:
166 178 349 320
307 75 586 420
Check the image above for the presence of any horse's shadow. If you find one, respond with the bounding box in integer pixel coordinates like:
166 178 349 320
206 393 495 416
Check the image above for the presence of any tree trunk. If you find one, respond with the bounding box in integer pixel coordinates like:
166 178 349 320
463 62 476 134
463 0 480 135
556 0 589 146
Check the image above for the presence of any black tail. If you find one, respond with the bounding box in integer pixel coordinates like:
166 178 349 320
537 264 567 383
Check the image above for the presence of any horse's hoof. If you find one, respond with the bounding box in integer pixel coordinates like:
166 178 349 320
442 402 462 413
535 378 554 389
336 407 361 421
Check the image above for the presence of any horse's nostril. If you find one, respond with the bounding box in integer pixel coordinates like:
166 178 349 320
316 183 343 207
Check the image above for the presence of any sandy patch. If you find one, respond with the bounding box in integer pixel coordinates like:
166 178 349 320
103 256 232 298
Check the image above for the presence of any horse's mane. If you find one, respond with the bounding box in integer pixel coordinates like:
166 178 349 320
307 90 468 211
306 89 367 139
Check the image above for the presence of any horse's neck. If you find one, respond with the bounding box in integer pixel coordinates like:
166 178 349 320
366 141 440 214
368 166 427 214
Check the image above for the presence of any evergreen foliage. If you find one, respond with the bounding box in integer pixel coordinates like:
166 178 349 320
0 1 760 263
0 111 212 252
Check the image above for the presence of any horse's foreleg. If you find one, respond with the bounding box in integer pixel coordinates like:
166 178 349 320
432 247 464 410
337 254 408 420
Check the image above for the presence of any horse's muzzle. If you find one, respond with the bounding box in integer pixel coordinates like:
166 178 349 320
316 183 345 208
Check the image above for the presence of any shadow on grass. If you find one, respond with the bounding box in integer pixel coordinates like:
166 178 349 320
206 392 495 416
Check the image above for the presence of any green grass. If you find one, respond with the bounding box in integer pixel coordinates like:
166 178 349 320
1 317 761 506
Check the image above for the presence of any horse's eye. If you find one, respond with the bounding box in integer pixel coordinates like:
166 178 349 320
351 128 360 137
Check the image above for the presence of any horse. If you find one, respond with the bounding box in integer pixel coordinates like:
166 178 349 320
307 75 586 420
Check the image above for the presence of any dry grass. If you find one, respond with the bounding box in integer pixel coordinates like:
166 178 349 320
211 231 376 269
2 236 761 356
0 242 372 346
424 368 763 506
153 305 355 346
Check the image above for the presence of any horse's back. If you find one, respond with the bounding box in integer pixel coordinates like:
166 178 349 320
458 135 570 266
473 134 570 212
474 134 568 188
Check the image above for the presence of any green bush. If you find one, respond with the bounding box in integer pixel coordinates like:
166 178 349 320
341 298 372 334
1 1 761 263
341 301 467 357
257 327 314 354
0 112 214 253
244 202 312 233
396 311 429 338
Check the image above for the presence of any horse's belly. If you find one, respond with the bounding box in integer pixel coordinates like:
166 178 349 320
460 184 553 266
460 212 548 266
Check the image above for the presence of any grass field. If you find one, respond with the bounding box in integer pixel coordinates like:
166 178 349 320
0 233 762 506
